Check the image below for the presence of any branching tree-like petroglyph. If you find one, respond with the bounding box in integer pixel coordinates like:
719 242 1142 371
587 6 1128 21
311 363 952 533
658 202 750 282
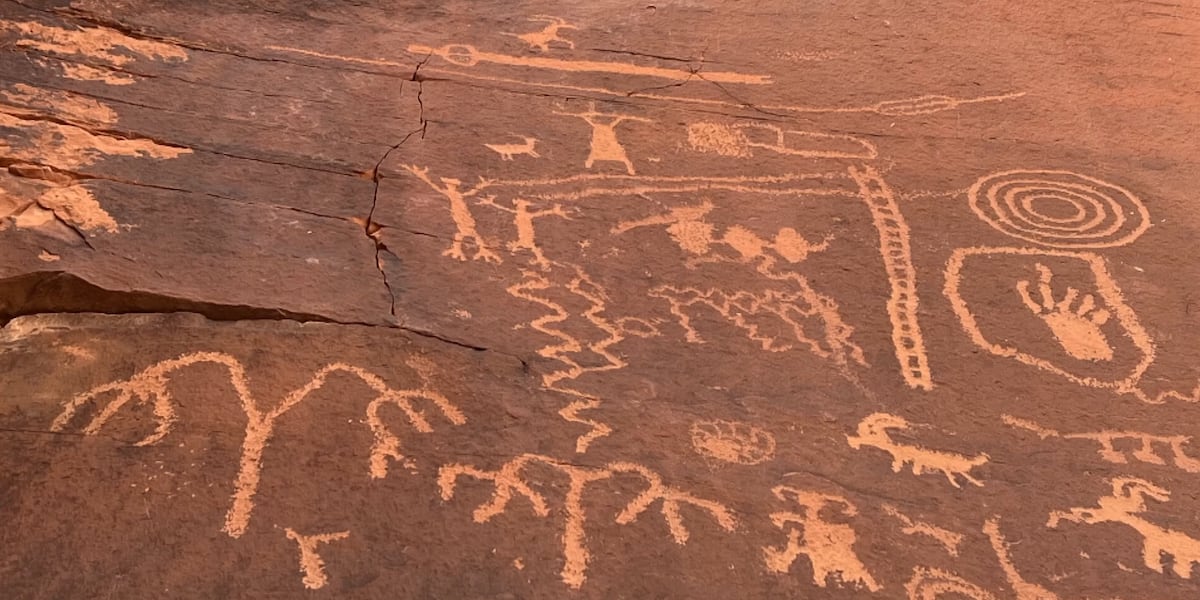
1002 414 1200 473
881 504 964 556
553 102 652 175
763 486 881 592
284 529 351 590
1017 264 1114 361
983 517 1060 600
905 567 997 600
501 15 577 52
438 453 736 589
50 352 465 537
689 419 776 465
1049 478 1200 578
847 413 988 488
402 164 501 262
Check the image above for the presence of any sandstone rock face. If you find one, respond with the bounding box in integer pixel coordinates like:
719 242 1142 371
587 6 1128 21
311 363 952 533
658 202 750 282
2 1 1199 598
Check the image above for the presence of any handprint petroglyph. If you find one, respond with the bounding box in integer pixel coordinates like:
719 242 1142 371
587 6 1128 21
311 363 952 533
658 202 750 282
1017 264 1113 361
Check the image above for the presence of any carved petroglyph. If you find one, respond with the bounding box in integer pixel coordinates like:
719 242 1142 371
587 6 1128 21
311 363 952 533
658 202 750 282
477 196 570 269
968 170 1150 248
438 454 736 589
409 43 772 85
880 504 963 556
849 165 931 390
1017 264 1113 361
285 529 350 590
689 419 776 465
1003 414 1200 473
1049 477 1200 578
0 20 188 66
763 486 881 592
553 103 651 174
984 516 1060 600
484 136 541 160
402 165 501 262
51 352 464 537
945 247 1156 394
847 413 987 488
905 567 997 600
502 15 577 51
686 122 878 160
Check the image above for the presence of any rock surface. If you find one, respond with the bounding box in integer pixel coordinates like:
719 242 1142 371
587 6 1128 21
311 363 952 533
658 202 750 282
2 1 1200 598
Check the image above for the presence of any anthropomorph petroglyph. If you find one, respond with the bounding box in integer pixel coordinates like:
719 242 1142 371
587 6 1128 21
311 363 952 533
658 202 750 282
554 102 651 175
905 567 997 600
1003 414 1200 473
880 504 963 556
50 352 465 538
402 164 501 262
285 529 350 590
763 486 881 592
689 419 776 465
484 135 541 160
478 196 571 270
1049 477 1200 578
984 517 1059 600
502 15 577 52
438 453 736 589
1017 264 1113 361
847 413 988 488
848 165 931 391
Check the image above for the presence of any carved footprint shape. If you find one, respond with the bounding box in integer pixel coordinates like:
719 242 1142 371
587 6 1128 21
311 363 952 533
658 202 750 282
1017 264 1113 361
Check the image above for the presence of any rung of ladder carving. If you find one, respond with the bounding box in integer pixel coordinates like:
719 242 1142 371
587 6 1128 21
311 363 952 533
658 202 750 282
848 165 932 390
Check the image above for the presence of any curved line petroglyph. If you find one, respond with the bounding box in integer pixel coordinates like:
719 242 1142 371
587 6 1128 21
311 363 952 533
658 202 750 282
50 351 465 538
983 516 1060 600
880 504 963 556
847 413 988 488
905 567 997 600
438 453 736 589
1003 414 1200 473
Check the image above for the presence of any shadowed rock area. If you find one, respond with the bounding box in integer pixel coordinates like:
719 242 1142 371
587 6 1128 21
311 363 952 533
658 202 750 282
2 1 1199 598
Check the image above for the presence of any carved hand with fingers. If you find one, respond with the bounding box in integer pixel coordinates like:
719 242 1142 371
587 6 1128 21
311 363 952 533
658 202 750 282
1017 263 1113 361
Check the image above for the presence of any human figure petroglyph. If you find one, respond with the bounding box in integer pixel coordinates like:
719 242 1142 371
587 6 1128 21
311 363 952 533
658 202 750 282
763 486 881 592
51 352 465 537
1017 263 1114 361
438 453 736 589
477 195 571 270
846 413 988 488
1049 477 1200 578
502 15 577 52
689 419 776 465
880 504 963 556
1002 414 1200 473
402 164 501 262
984 517 1059 600
484 135 541 160
905 567 997 600
285 529 350 590
848 165 931 391
554 102 651 175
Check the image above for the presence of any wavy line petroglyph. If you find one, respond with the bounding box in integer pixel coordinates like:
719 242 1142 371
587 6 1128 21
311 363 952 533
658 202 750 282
686 122 878 160
284 529 350 590
1049 477 1200 579
880 504 963 556
944 247 1156 395
968 170 1150 249
689 419 776 465
847 413 988 488
906 567 997 600
506 265 658 452
438 453 736 589
553 102 651 175
1003 414 1200 473
983 516 1060 600
502 15 577 51
848 165 931 390
763 486 881 592
484 135 541 160
50 351 464 538
402 165 501 263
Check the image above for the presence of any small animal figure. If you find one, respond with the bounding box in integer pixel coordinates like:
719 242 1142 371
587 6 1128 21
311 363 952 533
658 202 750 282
484 136 541 160
846 413 988 488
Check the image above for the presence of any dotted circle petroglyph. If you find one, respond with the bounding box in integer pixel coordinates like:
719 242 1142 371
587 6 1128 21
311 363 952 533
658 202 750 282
968 170 1149 248
689 419 776 465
